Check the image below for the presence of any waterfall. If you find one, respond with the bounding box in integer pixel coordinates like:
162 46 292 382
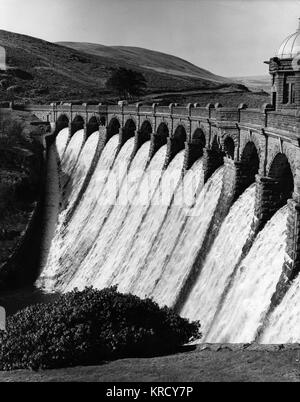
206 206 288 343
56 127 69 159
110 150 186 293
60 129 85 189
260 271 300 343
67 144 168 291
38 134 120 290
37 128 296 344
149 167 224 307
181 184 256 337
128 158 204 299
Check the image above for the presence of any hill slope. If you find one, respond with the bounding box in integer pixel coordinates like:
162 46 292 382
0 30 244 104
57 42 229 84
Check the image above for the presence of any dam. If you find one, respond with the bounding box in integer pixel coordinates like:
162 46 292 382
3 21 300 343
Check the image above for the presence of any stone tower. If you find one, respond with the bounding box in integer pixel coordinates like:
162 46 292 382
268 18 300 111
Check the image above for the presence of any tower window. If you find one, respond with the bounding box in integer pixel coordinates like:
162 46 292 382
290 83 295 104
283 81 289 104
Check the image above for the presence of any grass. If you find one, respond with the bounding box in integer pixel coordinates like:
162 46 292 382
0 344 300 382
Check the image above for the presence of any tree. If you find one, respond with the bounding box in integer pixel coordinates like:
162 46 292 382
106 68 147 99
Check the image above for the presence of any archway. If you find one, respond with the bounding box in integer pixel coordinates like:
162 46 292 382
192 128 206 149
123 118 136 140
107 118 120 138
86 116 99 137
156 122 169 145
139 120 152 142
56 114 69 134
71 115 84 136
241 142 260 188
224 137 235 159
268 153 294 209
173 125 187 151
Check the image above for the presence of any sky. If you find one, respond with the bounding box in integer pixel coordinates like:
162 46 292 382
0 0 300 77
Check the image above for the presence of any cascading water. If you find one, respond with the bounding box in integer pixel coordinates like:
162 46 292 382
61 131 100 214
67 141 151 289
56 127 69 159
37 129 295 344
260 271 300 343
149 167 224 307
110 150 186 293
38 134 120 290
67 144 168 291
37 131 100 274
206 206 288 343
60 129 85 189
181 184 256 337
128 157 204 298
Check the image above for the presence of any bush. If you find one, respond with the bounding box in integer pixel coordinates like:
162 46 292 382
0 287 201 370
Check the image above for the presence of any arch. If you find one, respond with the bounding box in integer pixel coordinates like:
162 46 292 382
86 116 99 137
140 120 152 139
56 114 69 134
107 117 120 138
224 136 235 159
156 122 169 142
137 119 152 145
123 118 136 138
71 115 84 136
240 141 260 187
192 128 206 148
268 153 294 208
173 124 187 150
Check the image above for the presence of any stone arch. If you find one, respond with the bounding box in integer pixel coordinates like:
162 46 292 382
86 116 99 137
139 119 152 142
107 117 120 139
123 118 136 142
192 128 206 148
223 136 235 159
268 152 294 209
56 114 69 134
240 142 260 188
156 122 169 142
173 124 187 151
71 115 84 136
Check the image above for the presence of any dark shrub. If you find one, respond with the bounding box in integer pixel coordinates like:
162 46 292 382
0 287 201 370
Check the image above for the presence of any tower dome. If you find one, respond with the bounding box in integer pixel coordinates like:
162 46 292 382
277 18 300 58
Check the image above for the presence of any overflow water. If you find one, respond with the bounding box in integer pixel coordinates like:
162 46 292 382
36 131 295 344
67 144 168 291
38 134 120 291
181 184 256 337
110 150 186 294
128 157 204 299
150 167 224 307
206 206 288 343
260 271 300 343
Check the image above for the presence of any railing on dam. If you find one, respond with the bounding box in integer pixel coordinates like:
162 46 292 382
5 102 299 136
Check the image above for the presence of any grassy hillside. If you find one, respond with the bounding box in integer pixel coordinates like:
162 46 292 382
0 29 244 104
57 42 230 83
